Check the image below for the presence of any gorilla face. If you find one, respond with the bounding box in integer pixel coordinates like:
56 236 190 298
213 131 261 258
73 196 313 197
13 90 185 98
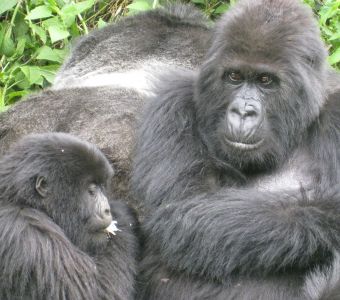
194 0 327 171
11 133 115 251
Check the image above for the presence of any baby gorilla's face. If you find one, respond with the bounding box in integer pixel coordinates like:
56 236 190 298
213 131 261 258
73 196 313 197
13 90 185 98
84 182 113 237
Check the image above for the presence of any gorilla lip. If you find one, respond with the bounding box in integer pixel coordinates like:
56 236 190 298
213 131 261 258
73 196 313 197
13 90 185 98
225 138 264 150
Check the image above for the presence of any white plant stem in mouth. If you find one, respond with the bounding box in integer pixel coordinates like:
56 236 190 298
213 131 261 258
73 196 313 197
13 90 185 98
105 220 121 236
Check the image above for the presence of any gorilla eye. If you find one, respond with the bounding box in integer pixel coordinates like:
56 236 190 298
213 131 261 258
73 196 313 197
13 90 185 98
88 184 97 196
228 71 243 83
258 74 272 85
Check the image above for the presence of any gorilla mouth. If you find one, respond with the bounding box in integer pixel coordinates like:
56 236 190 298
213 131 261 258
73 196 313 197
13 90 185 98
225 138 264 150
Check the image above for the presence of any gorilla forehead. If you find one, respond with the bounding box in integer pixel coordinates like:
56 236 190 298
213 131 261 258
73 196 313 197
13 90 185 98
11 132 113 180
214 0 326 67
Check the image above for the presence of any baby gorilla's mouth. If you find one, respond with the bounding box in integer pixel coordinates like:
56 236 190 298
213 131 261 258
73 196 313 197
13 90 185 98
225 138 264 150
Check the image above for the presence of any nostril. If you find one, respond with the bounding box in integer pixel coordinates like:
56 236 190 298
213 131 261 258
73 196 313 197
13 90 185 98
104 208 111 215
230 107 240 115
245 110 257 117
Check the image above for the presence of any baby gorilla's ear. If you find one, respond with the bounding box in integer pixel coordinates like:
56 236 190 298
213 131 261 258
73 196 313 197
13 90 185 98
35 176 48 198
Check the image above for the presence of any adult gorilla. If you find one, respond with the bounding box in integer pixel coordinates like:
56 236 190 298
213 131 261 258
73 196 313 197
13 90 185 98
132 0 340 299
0 4 209 209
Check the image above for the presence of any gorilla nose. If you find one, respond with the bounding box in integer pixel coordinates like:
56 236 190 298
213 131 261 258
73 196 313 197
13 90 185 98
227 100 262 138
229 101 259 119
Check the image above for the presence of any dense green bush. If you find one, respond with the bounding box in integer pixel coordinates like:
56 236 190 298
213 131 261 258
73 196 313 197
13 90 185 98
0 0 339 109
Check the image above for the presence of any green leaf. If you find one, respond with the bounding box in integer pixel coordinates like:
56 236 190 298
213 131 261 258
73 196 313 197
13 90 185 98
47 25 70 43
12 14 29 38
97 18 107 29
40 64 60 73
329 31 340 41
214 4 229 14
127 1 152 12
60 0 95 27
69 22 80 37
36 46 63 62
26 5 53 20
41 16 61 28
328 47 340 65
39 67 57 84
0 26 6 53
54 48 68 61
32 0 45 5
60 8 77 27
20 66 44 86
29 23 47 44
14 38 26 57
319 3 340 26
7 90 30 102
73 0 96 14
190 0 205 4
0 0 18 15
1 28 15 57
14 71 30 89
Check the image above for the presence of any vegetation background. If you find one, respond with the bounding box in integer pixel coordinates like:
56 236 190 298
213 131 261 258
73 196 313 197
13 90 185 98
0 0 339 110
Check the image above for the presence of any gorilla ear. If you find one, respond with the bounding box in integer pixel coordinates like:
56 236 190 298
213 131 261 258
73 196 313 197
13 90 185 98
35 176 48 198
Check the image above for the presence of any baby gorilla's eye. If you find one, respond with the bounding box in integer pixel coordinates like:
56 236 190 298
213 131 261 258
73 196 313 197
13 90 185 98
88 184 97 196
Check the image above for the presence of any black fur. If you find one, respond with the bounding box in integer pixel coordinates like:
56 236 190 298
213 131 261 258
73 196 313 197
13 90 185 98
132 0 340 299
0 133 138 300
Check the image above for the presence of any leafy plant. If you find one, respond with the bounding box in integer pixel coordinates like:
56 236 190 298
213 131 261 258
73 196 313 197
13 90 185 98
0 0 130 110
127 0 234 17
303 0 340 68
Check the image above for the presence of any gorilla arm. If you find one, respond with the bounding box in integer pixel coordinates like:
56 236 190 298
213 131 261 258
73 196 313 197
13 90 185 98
145 188 340 280
0 205 99 300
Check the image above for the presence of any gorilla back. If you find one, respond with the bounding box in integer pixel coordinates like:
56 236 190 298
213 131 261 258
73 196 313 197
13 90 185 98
132 0 340 299
53 4 210 89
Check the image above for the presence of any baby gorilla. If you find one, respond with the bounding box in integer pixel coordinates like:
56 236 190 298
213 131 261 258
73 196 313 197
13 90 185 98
0 133 138 300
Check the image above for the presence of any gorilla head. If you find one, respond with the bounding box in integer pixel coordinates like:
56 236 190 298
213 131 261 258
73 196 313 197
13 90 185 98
1 133 114 251
0 133 138 299
195 0 328 171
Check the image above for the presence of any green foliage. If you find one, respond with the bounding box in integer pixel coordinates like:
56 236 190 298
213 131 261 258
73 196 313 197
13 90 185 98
303 0 340 69
0 0 130 110
0 0 339 109
126 0 234 17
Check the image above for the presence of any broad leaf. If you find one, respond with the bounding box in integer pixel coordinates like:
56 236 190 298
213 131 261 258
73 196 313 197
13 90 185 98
20 66 44 85
26 5 53 20
215 4 229 14
29 23 47 44
37 46 63 62
127 1 152 12
0 0 18 15
47 25 70 43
